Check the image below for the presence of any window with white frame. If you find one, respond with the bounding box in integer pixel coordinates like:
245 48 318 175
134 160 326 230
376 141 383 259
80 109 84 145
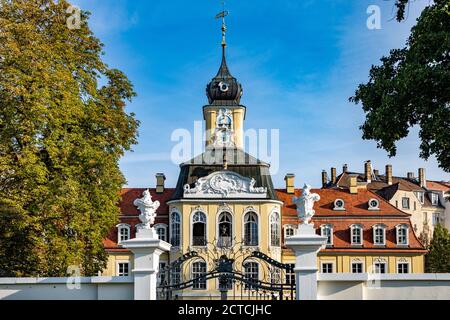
171 265 181 286
432 212 441 226
270 211 281 247
321 262 333 274
170 211 181 247
351 225 363 245
285 264 296 286
155 224 168 242
192 260 207 290
218 212 232 248
351 261 364 274
373 261 387 274
321 225 333 246
117 262 130 277
244 212 259 246
158 262 167 285
284 225 297 240
397 261 410 274
243 261 259 289
430 193 439 206
373 225 386 245
269 267 281 284
117 224 131 243
396 224 409 245
402 197 410 209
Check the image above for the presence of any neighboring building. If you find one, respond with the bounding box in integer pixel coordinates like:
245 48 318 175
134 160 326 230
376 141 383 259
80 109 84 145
322 162 447 246
278 179 426 274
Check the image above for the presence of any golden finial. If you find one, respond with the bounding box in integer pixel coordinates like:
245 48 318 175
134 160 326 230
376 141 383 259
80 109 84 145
215 1 229 48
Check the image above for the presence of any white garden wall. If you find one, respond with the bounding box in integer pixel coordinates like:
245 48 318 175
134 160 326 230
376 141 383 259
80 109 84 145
318 274 450 300
0 277 133 300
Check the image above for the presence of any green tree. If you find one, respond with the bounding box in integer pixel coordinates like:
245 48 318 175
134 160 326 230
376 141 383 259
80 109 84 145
0 0 139 276
426 224 450 273
350 0 450 172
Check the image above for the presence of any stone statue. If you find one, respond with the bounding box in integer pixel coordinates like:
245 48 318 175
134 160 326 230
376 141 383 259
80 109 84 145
133 189 160 230
293 184 321 225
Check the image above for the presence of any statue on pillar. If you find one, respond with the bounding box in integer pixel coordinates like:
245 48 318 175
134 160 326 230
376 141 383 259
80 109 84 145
293 184 321 225
133 189 160 230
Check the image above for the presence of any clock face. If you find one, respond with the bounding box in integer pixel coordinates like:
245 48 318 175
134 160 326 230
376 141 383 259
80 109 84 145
218 81 229 92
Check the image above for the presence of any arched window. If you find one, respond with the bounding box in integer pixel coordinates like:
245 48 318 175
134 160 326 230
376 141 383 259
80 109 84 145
218 212 232 247
170 211 181 247
270 211 281 247
396 224 409 245
192 211 207 246
244 212 258 246
350 224 363 245
243 261 259 289
117 224 131 244
192 260 207 290
320 224 333 246
155 224 168 242
373 224 386 245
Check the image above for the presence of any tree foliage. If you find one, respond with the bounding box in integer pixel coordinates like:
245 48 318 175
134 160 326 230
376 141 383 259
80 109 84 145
425 224 450 273
0 0 139 276
350 0 450 172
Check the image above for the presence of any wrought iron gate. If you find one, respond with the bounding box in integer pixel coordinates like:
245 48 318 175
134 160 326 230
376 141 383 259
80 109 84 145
157 240 296 300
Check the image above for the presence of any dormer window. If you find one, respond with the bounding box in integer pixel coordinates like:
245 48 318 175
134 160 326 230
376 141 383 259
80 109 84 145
350 224 363 245
373 224 386 246
396 224 409 246
368 198 380 210
320 225 333 246
117 224 131 244
415 191 425 204
333 199 345 211
284 225 297 240
430 193 439 206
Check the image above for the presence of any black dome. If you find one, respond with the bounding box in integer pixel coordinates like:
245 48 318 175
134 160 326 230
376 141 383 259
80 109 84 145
206 49 243 106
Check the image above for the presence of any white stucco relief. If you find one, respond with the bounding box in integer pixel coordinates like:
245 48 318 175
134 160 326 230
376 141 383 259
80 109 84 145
184 171 267 199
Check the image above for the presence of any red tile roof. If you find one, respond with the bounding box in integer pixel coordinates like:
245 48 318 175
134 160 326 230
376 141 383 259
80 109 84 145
276 188 426 253
427 181 450 192
104 188 174 251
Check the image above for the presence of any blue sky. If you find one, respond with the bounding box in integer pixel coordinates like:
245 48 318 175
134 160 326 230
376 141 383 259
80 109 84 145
71 0 450 188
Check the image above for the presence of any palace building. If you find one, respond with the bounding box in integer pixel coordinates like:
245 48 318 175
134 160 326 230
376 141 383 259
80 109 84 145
100 15 428 299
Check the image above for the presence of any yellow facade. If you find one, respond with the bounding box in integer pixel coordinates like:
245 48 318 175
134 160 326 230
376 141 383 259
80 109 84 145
282 252 424 274
166 200 282 299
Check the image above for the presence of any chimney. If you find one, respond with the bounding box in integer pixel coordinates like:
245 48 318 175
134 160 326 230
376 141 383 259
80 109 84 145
349 175 358 194
343 164 348 173
322 170 328 188
156 173 166 193
386 165 393 185
331 168 337 184
364 160 372 183
285 174 295 194
407 172 415 180
419 168 426 188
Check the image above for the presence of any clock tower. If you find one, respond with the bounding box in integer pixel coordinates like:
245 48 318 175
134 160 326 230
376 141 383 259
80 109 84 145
204 10 246 149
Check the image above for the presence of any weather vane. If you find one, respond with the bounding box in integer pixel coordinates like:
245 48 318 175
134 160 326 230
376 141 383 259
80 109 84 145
215 0 229 48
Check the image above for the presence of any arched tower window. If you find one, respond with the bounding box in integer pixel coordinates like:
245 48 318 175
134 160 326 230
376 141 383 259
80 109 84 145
192 211 207 246
244 212 258 246
170 211 181 247
270 211 281 247
218 212 232 247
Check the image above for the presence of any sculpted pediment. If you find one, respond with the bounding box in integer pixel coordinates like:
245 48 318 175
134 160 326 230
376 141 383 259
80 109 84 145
184 171 267 199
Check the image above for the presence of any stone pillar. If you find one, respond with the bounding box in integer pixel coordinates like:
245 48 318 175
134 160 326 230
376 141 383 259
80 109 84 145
121 228 171 300
285 224 327 300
